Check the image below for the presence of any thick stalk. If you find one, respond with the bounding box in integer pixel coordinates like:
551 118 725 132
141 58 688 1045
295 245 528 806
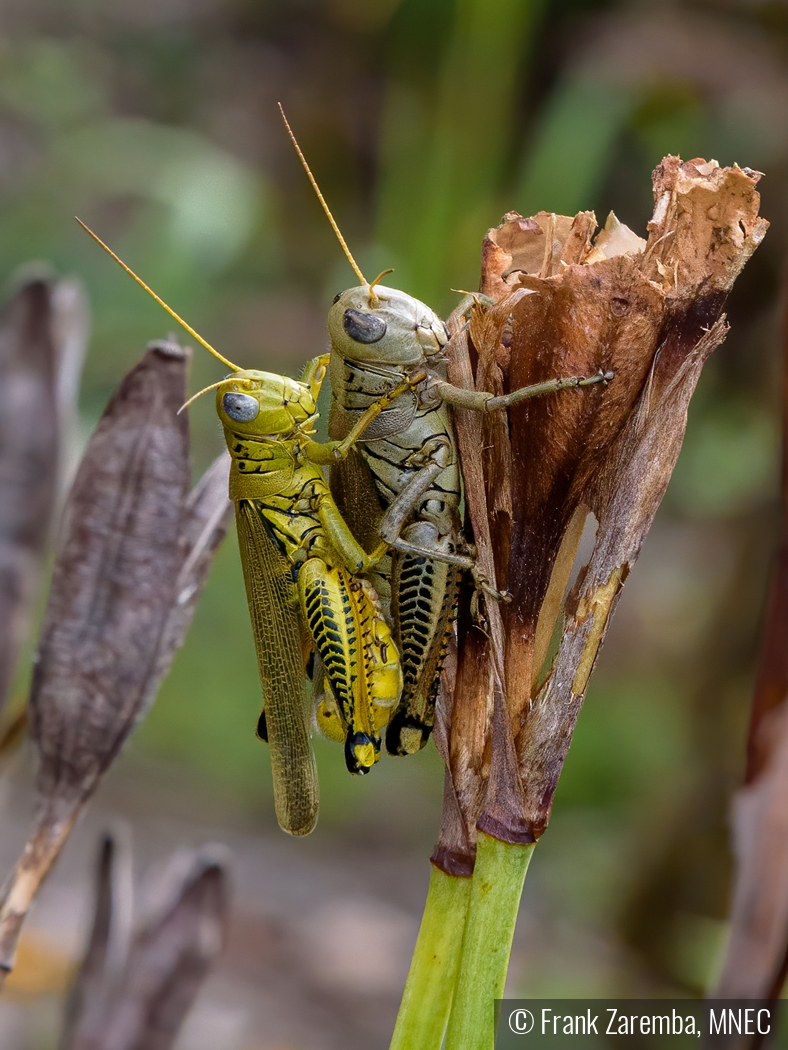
389 864 472 1050
445 832 535 1050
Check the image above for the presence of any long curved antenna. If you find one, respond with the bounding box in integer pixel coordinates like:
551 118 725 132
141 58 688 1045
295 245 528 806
277 103 368 288
75 218 241 373
178 377 235 415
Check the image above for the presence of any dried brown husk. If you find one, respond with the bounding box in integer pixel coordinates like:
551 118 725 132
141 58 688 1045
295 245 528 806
0 342 232 979
435 158 767 870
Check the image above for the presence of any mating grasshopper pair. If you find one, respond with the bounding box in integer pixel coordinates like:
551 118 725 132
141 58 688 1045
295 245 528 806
78 113 611 836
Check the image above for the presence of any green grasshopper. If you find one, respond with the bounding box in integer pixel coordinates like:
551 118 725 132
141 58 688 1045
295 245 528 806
280 108 613 758
77 220 420 837
211 354 414 796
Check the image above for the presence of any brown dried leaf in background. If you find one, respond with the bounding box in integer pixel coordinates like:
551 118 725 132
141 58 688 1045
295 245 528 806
0 274 90 732
0 280 59 716
61 834 229 1050
713 271 788 1005
0 341 232 979
50 278 91 488
59 830 135 1050
29 341 191 804
714 705 788 1001
138 449 233 728
112 850 227 1050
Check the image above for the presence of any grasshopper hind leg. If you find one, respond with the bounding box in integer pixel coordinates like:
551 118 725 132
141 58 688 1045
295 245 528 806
307 652 346 745
298 558 393 775
386 709 433 755
386 522 459 756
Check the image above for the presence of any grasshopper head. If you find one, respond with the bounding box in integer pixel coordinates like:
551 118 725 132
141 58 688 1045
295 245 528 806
327 285 448 369
216 370 317 436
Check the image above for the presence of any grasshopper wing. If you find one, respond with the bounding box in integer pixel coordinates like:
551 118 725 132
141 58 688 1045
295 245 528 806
236 499 318 835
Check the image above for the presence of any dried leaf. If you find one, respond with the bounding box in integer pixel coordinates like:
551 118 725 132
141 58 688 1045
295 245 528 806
0 341 231 979
0 280 59 715
517 317 727 837
643 158 768 297
107 850 226 1050
60 829 135 1050
713 271 788 1001
138 450 233 727
61 835 229 1050
29 341 191 804
51 278 91 488
715 706 788 1000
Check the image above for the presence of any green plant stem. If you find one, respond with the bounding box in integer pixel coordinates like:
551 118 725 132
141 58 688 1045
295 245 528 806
389 864 472 1050
445 832 535 1050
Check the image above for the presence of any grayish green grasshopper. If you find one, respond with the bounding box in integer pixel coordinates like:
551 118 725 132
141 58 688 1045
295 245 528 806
280 109 613 758
327 284 610 758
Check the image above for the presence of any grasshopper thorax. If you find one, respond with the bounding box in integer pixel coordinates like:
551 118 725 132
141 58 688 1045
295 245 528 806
328 284 448 369
216 370 317 437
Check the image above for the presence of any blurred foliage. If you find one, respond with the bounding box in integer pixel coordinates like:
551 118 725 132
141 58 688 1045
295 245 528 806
0 0 786 1010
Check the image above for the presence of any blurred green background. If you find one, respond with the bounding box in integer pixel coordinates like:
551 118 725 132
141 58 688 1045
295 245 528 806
1 0 787 1037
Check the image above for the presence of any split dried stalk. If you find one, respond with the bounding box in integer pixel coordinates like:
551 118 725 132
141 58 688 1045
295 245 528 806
445 157 767 855
394 158 767 1050
0 341 232 983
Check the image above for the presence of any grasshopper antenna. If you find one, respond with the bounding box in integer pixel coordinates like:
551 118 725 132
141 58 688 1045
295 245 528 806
75 217 241 373
277 103 369 290
368 268 394 295
178 378 234 415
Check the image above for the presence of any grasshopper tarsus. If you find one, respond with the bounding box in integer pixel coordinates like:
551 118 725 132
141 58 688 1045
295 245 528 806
385 711 433 757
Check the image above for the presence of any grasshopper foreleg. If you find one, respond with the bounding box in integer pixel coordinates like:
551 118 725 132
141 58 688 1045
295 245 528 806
376 454 506 601
429 368 614 413
305 371 427 466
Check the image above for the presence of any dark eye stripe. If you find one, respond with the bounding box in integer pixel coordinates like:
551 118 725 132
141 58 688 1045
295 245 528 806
222 392 259 422
343 308 387 344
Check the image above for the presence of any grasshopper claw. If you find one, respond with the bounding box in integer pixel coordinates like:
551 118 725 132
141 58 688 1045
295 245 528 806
471 565 509 603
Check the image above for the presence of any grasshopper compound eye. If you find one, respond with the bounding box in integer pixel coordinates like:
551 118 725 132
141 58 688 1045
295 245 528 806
343 308 387 344
222 391 260 422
